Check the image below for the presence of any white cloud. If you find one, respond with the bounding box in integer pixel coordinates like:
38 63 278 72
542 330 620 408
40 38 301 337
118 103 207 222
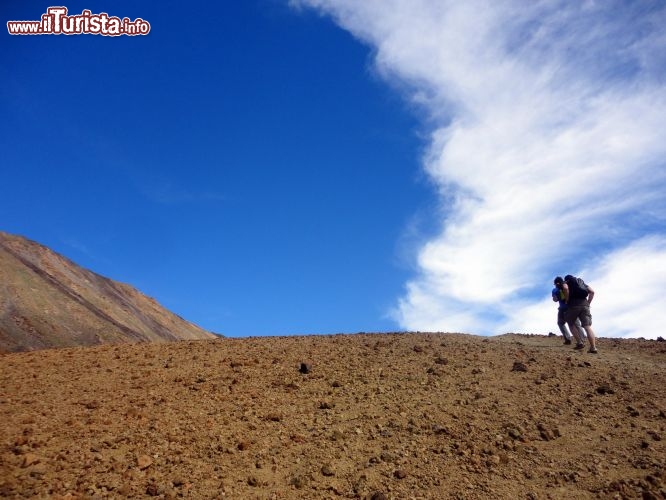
293 0 666 338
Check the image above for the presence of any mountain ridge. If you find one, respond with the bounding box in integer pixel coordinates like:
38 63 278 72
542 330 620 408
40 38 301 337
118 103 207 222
0 231 215 352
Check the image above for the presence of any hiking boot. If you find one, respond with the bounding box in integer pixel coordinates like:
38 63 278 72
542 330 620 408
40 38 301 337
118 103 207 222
574 343 585 350
563 339 572 345
588 348 598 354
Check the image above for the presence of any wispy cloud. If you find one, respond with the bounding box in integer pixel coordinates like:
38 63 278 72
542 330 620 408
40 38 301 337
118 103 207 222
134 175 227 206
293 0 666 338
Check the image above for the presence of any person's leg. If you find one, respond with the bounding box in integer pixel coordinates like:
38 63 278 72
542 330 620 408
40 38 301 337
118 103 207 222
560 324 573 342
585 326 597 351
565 307 584 347
580 307 597 352
567 322 584 346
576 318 586 341
558 310 572 343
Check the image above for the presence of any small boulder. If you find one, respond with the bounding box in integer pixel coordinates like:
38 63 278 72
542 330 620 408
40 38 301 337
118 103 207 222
21 454 41 468
394 469 408 479
137 455 152 470
321 465 335 477
512 361 528 372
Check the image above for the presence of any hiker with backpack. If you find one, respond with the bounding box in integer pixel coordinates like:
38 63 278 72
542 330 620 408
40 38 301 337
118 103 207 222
552 277 586 345
562 275 598 353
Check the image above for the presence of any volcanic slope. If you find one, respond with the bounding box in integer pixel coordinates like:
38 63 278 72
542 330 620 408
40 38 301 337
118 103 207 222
1 332 664 498
0 231 215 352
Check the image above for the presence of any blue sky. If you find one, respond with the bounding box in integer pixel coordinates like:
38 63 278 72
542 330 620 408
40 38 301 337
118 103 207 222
3 1 666 338
2 0 435 336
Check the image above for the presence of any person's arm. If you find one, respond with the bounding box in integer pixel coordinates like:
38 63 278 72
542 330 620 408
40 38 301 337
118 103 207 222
552 288 559 302
586 285 594 304
562 283 570 303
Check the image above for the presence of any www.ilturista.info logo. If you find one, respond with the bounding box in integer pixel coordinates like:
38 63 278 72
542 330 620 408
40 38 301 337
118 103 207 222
7 7 151 36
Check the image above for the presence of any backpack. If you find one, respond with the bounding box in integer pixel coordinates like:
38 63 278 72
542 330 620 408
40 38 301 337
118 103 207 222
566 276 589 300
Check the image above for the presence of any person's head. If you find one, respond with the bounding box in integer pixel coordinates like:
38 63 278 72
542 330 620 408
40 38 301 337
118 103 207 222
554 276 564 287
564 274 573 282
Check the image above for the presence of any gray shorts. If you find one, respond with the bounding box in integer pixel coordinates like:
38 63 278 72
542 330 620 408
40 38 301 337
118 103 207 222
564 305 592 327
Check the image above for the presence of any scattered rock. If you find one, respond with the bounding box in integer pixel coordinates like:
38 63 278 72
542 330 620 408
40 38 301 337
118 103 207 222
370 493 388 500
537 423 557 441
540 429 555 441
647 431 661 441
627 405 640 417
432 424 450 435
596 385 614 395
21 454 41 468
299 363 312 374
29 464 47 477
508 426 525 441
330 430 345 441
145 483 161 496
136 455 152 470
321 465 335 477
289 475 307 489
512 361 528 372
394 469 408 479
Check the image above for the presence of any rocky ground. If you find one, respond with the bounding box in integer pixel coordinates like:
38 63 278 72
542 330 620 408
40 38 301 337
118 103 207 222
1 332 665 499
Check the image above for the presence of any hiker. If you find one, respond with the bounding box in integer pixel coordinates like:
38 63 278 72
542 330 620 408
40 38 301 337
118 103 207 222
552 277 585 345
562 275 598 353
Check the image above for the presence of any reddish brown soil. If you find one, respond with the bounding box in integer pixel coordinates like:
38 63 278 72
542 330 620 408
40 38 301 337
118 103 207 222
1 333 665 499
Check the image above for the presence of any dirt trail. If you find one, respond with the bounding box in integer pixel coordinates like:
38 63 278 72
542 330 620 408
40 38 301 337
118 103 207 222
1 333 664 499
